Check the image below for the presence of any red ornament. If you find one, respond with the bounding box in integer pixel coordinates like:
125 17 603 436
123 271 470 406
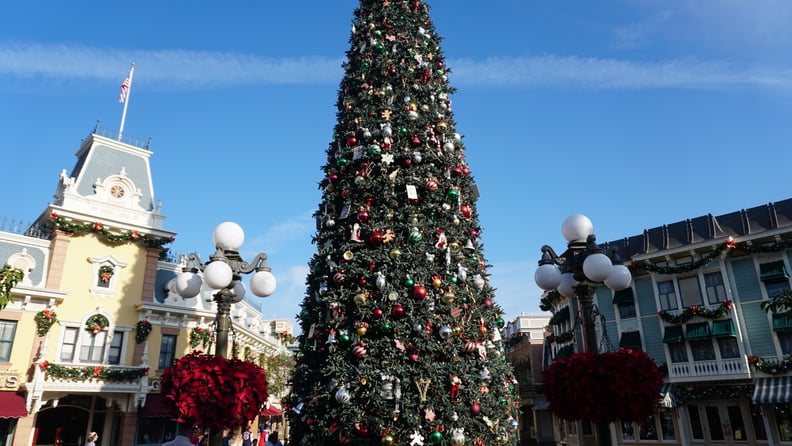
328 173 338 184
346 136 357 146
413 284 427 300
358 278 367 286
471 402 481 415
391 304 406 319
373 308 384 319
483 298 493 308
460 205 472 220
352 343 367 360
333 272 346 284
357 211 370 223
369 230 384 245
425 179 439 191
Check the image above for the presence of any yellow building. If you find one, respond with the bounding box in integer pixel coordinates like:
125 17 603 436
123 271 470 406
0 127 292 446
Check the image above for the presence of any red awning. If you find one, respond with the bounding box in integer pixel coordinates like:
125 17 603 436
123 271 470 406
0 392 27 418
138 393 176 418
260 405 282 416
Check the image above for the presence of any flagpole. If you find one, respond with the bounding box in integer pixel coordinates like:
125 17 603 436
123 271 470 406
118 62 135 141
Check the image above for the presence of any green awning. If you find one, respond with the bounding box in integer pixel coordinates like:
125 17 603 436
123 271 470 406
712 319 736 337
663 325 684 343
760 261 789 281
773 313 792 332
619 331 642 349
613 288 635 305
556 345 574 359
549 306 570 326
686 322 711 340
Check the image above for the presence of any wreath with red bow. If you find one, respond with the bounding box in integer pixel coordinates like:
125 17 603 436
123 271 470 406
543 349 663 424
160 352 269 429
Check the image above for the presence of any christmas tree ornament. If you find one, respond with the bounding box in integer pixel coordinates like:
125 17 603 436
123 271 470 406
439 325 452 340
373 308 384 318
335 385 352 404
404 277 415 287
381 434 395 446
389 248 402 259
409 227 422 244
375 272 387 289
352 343 367 360
412 284 427 300
391 304 406 319
450 429 465 446
473 274 485 290
428 431 443 444
357 210 370 223
471 402 481 415
431 275 443 288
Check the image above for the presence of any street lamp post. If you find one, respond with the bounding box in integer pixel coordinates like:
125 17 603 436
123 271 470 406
174 222 277 446
534 214 632 446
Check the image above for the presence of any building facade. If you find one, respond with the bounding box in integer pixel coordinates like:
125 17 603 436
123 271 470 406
542 199 792 446
504 314 553 446
0 127 293 446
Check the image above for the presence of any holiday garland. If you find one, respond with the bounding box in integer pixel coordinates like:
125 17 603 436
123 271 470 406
85 314 109 334
39 360 148 382
49 213 173 248
35 309 59 336
135 320 152 344
748 354 792 375
189 326 211 349
0 266 24 311
160 351 269 429
761 289 792 315
657 300 733 324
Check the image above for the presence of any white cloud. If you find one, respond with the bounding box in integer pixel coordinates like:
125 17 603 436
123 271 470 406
1 42 791 91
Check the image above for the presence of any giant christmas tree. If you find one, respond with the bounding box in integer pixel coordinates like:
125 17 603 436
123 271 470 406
288 2 517 445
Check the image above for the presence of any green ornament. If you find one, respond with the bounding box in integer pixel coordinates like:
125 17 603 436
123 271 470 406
450 276 458 284
409 229 422 244
447 189 460 201
496 317 505 328
404 278 415 287
500 397 509 405
337 157 349 167
399 127 408 134
361 61 370 68
380 322 393 334
375 44 384 52
368 144 381 156
428 431 443 444
339 333 352 344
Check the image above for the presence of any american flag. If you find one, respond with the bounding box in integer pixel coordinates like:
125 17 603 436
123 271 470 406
118 76 130 103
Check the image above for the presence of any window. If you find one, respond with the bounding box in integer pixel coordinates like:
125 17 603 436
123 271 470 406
679 276 703 308
0 320 17 362
659 409 677 440
765 280 790 299
159 335 177 369
80 330 107 363
61 327 78 361
779 332 792 355
658 280 677 310
617 302 636 319
668 343 688 363
704 272 727 304
108 331 124 364
717 338 740 359
639 416 658 440
751 404 768 441
688 404 704 440
690 340 716 361
773 403 792 441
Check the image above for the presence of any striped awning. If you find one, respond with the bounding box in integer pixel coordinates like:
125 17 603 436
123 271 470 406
659 383 676 408
752 376 792 404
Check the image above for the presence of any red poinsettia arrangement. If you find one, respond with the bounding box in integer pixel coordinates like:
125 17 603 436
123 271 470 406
160 352 269 429
543 348 663 424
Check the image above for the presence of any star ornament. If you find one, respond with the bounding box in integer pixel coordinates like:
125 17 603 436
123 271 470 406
381 153 395 165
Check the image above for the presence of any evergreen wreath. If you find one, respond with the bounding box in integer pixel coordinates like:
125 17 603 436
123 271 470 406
98 265 115 283
39 360 148 382
85 314 109 334
35 309 59 336
657 300 733 324
135 320 153 344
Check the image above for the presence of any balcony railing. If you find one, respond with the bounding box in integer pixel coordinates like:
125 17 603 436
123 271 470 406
668 357 749 381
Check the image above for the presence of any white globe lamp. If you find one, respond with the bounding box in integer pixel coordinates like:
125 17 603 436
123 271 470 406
562 214 594 243
204 260 233 289
213 222 245 251
250 270 277 297
535 263 562 291
582 252 613 282
605 264 632 291
175 271 202 298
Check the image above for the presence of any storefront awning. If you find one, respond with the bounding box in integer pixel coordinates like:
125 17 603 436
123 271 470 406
712 319 736 337
752 376 792 404
260 404 282 416
686 322 711 340
773 314 792 332
619 331 642 349
760 261 789 281
662 326 684 343
549 306 570 326
0 392 27 418
138 393 176 418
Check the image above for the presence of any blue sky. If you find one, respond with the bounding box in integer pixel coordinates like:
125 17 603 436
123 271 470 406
2 1 792 325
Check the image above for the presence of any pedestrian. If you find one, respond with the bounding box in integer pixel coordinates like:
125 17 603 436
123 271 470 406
242 426 253 446
264 432 282 446
222 430 234 446
162 423 195 446
86 432 99 446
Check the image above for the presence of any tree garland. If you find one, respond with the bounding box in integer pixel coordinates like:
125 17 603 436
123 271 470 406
135 320 152 344
748 354 792 375
86 314 109 334
35 309 58 336
49 213 173 248
39 360 148 382
658 300 733 325
0 266 24 311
